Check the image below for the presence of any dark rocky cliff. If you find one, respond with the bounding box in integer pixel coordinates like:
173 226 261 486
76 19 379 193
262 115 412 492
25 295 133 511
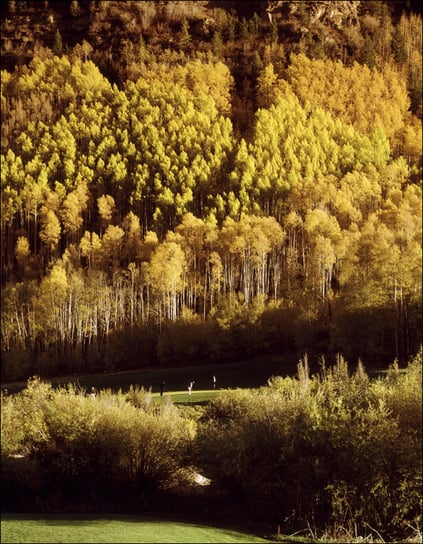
1 0 420 74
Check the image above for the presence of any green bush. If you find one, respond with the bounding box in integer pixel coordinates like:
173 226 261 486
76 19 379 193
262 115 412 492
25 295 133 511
1 380 196 511
196 351 422 540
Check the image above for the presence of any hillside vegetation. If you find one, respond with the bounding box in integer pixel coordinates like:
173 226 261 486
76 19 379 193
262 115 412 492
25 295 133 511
1 1 422 382
1 350 421 541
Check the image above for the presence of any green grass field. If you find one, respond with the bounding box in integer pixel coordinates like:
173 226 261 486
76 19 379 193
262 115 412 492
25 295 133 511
153 389 221 403
0 514 279 543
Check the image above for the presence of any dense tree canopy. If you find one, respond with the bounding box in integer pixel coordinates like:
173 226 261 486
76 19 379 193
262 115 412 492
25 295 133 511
1 3 421 381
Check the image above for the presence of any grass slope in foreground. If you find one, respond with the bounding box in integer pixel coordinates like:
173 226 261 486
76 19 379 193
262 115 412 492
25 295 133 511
0 514 277 543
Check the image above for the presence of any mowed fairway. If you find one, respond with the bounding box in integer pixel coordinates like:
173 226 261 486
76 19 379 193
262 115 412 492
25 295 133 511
0 514 273 543
154 389 221 404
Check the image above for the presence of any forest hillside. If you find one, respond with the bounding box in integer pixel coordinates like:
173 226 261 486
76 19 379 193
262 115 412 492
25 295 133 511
1 0 422 382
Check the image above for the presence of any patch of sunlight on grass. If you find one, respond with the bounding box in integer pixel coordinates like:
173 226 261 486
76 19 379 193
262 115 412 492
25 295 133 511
0 515 273 543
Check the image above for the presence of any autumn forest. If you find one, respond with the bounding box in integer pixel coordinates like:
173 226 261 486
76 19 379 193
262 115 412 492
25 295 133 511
1 0 422 383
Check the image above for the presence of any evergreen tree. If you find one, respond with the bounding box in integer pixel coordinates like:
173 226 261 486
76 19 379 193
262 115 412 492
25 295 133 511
53 29 63 55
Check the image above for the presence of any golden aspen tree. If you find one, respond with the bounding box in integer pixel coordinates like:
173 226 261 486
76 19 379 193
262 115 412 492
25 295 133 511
282 210 304 294
304 209 342 302
218 216 244 297
39 206 61 256
396 113 422 174
122 211 143 264
97 194 115 232
15 235 31 272
337 170 382 222
79 231 102 270
228 138 255 216
254 215 285 300
256 63 280 109
60 191 83 238
20 176 44 253
33 262 69 355
148 238 186 321
140 230 159 262
100 225 124 271
1 153 24 272
175 213 207 312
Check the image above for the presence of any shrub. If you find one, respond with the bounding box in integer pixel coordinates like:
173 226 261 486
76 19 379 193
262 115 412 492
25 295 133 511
196 351 422 540
1 379 196 510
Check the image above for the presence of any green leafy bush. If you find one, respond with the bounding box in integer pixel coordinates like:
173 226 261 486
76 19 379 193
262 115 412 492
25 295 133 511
196 351 422 540
1 380 196 511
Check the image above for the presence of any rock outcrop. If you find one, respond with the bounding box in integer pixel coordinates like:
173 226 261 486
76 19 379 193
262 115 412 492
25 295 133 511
266 0 360 29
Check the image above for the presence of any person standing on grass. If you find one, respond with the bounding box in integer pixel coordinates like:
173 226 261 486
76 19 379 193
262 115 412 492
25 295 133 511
188 381 194 395
160 381 165 396
212 375 216 389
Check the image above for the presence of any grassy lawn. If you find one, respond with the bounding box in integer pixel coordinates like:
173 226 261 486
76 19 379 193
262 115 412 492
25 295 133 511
0 514 278 543
152 389 221 405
